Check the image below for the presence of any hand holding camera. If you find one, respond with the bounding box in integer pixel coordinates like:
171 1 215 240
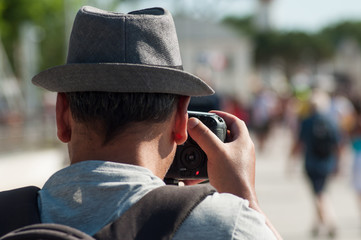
165 110 258 205
165 111 227 180
166 110 281 240
186 111 257 202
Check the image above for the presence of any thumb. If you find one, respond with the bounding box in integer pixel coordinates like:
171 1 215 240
187 117 224 157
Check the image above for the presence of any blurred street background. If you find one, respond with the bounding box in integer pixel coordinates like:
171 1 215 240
2 0 361 239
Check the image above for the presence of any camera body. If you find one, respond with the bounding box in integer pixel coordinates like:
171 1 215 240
165 111 227 180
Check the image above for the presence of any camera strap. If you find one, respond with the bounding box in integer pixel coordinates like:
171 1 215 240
94 184 215 240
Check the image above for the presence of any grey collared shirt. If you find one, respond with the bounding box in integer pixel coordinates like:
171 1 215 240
38 161 276 239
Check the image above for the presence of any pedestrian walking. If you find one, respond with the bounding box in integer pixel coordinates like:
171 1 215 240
290 89 341 238
350 96 361 220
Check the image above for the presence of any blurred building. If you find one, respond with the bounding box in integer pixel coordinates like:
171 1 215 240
174 17 253 104
0 38 24 124
334 38 361 94
254 0 274 32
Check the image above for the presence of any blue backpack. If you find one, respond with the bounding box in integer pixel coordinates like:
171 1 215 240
309 115 338 159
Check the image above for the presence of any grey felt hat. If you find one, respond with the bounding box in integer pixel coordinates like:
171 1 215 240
32 6 214 96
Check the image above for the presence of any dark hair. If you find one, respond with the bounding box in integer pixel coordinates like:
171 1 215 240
65 92 180 144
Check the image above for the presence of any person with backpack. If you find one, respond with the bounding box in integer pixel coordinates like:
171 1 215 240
290 89 341 238
0 6 281 240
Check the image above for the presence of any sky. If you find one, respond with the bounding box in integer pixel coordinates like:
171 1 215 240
117 0 361 32
272 0 361 32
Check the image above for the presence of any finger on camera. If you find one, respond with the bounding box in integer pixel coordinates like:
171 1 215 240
187 117 223 155
210 110 249 141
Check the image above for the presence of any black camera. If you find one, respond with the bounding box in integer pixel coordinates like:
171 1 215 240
165 111 227 180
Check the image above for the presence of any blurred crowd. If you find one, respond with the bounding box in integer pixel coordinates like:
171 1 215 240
188 71 361 237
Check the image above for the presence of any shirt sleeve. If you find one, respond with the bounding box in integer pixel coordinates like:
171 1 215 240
173 192 277 240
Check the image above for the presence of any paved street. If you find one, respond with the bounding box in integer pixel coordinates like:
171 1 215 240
255 126 360 240
0 125 360 239
0 148 65 190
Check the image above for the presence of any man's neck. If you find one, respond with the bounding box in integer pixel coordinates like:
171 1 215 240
68 124 176 179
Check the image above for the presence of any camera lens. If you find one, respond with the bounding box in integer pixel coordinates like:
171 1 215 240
181 146 204 169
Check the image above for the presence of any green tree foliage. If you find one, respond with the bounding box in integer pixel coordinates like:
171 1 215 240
254 31 333 66
320 21 361 47
0 0 70 75
223 15 255 35
223 15 361 76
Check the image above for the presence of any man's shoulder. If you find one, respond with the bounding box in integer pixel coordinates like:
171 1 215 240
193 192 258 219
174 192 276 240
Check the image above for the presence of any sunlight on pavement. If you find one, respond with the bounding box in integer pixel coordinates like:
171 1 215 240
0 148 65 191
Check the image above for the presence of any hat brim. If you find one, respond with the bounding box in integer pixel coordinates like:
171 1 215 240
32 63 214 96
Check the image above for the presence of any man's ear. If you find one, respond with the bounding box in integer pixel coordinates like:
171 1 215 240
173 96 190 145
56 93 72 143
